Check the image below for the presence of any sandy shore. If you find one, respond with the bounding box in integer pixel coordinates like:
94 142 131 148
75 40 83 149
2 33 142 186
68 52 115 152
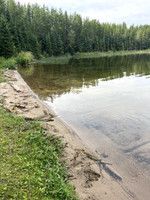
0 69 148 200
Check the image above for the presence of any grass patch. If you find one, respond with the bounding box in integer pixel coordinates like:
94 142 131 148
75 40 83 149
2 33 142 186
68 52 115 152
0 72 5 83
0 57 16 83
37 50 150 64
0 57 6 64
73 49 150 59
0 106 78 200
0 67 5 83
0 57 7 83
38 54 72 65
2 58 16 70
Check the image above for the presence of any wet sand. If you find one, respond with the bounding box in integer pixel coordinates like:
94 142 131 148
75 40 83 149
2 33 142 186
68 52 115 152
0 69 150 200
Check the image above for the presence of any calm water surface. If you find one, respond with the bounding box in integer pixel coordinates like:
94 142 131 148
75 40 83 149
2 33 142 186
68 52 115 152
19 54 150 173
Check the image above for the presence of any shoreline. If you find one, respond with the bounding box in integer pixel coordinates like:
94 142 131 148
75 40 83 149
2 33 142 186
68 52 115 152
38 49 150 64
0 69 149 200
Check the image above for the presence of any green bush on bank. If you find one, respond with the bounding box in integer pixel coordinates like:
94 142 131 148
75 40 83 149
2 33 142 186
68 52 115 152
2 58 16 69
16 51 34 66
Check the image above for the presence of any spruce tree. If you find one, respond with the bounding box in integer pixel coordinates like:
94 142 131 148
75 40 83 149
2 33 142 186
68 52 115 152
57 35 64 55
0 0 5 17
45 33 53 56
0 16 14 58
50 28 58 55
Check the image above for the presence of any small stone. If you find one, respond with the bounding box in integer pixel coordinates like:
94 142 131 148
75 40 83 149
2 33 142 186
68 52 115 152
7 105 16 112
43 110 48 115
35 103 40 108
0 83 7 89
16 103 25 109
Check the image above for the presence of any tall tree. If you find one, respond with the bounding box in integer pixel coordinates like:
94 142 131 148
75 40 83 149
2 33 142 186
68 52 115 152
0 15 14 57
0 0 5 17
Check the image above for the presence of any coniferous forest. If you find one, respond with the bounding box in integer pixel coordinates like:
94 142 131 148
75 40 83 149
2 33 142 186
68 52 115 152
0 0 150 58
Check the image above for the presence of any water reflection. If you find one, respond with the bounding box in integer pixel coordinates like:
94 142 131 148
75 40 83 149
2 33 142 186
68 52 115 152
19 54 150 172
19 54 150 101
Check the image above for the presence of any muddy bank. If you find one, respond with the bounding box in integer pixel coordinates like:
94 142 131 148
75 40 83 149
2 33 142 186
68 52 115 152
0 69 148 200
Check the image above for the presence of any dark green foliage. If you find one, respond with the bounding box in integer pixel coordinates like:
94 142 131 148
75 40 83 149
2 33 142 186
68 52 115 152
28 33 41 58
0 0 5 17
45 33 53 56
0 0 150 58
0 16 14 58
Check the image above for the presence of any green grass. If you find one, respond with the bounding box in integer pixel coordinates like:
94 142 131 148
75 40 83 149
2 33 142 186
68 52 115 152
0 57 78 199
2 58 16 69
0 105 78 200
0 57 7 83
38 49 150 64
38 54 72 65
0 57 17 70
0 57 6 64
0 70 5 83
73 49 150 59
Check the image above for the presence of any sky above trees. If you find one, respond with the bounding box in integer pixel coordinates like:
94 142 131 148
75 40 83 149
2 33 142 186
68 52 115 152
16 0 150 26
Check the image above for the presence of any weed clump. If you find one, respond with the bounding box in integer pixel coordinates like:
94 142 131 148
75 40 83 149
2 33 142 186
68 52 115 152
2 58 16 69
16 51 34 66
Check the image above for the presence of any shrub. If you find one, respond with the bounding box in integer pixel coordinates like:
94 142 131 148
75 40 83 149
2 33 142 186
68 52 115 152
16 51 34 66
2 58 16 69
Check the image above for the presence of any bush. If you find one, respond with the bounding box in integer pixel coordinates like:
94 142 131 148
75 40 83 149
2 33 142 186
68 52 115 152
16 51 34 66
2 58 16 69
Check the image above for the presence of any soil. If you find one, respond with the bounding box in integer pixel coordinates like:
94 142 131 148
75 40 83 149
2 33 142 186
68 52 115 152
0 69 147 200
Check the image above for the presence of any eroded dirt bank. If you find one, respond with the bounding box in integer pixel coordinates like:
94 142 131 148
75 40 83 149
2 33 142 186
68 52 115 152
0 70 147 200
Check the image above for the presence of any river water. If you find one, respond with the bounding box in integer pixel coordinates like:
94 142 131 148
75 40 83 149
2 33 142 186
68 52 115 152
19 54 150 198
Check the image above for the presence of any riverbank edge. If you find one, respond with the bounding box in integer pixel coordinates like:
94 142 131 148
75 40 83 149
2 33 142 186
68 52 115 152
37 49 150 64
0 69 136 200
0 69 101 200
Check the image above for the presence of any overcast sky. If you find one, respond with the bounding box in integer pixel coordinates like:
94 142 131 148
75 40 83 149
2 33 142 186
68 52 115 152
16 0 150 26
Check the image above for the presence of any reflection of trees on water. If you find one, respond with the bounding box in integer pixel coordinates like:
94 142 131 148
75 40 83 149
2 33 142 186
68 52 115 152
19 54 150 101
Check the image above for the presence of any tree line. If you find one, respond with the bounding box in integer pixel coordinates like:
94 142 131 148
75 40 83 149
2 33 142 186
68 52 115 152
0 0 150 58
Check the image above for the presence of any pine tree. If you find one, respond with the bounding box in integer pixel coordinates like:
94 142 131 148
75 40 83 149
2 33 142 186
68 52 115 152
28 33 41 58
68 29 76 55
50 28 58 56
0 0 5 17
45 33 53 56
57 35 64 55
0 16 14 58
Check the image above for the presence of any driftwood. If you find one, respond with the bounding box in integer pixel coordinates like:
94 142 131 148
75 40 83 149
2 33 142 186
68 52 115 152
9 81 22 92
84 151 111 165
82 150 122 181
0 92 7 96
4 74 12 78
